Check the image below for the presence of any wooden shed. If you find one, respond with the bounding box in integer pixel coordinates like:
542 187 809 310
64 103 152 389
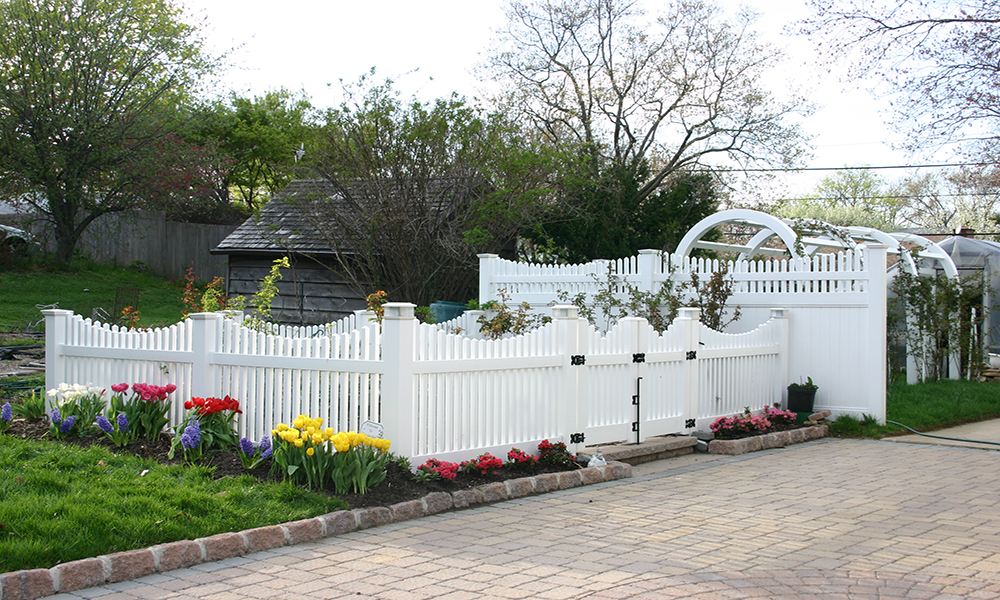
211 180 367 326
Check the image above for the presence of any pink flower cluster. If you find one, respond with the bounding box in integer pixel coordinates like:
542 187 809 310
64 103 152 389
461 452 503 476
763 406 797 427
710 411 772 436
113 383 176 402
417 458 459 480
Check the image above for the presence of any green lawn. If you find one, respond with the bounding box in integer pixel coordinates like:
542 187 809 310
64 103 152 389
828 378 1000 438
0 259 187 332
0 435 346 573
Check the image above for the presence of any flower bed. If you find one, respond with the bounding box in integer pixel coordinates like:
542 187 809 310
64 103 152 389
708 423 828 455
705 406 828 455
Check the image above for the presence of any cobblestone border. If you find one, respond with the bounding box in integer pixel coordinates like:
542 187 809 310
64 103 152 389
0 462 631 600
708 424 829 455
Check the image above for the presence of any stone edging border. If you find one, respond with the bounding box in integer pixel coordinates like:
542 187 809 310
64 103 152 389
708 424 829 455
0 461 632 600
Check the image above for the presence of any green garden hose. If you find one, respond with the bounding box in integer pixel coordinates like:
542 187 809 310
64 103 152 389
887 420 1000 447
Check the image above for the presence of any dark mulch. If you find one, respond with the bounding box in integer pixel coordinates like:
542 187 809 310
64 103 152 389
3 418 581 509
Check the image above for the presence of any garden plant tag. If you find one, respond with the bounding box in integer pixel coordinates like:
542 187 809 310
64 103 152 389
359 420 384 439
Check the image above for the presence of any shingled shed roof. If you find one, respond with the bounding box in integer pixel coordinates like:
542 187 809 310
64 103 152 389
212 179 346 255
213 176 490 255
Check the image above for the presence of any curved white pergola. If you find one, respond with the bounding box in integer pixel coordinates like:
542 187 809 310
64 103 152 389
675 209 958 277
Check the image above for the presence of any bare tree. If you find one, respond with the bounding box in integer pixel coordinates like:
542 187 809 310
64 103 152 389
304 77 555 305
897 169 1000 234
483 0 811 201
800 0 1000 156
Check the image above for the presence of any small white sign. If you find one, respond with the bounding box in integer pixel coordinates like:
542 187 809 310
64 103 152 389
359 420 384 439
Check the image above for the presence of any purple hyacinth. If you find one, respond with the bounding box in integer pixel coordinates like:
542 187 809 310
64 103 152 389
260 438 273 460
116 412 129 433
60 415 76 434
96 415 114 435
50 407 62 426
239 437 255 456
181 419 200 450
1 402 12 424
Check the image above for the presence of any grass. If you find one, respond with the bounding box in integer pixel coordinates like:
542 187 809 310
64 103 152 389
0 434 346 573
0 258 187 332
828 378 1000 439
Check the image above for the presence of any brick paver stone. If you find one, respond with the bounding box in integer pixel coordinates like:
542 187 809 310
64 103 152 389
16 439 1000 600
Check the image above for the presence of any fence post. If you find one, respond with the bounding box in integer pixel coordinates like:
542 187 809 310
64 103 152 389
43 309 73 408
769 308 790 408
552 305 583 449
478 254 499 304
381 303 417 458
864 244 889 423
676 307 702 430
189 313 222 400
637 250 658 295
620 316 648 442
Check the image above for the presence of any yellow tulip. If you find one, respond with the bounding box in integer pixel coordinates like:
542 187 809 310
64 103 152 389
294 439 304 448
306 447 315 456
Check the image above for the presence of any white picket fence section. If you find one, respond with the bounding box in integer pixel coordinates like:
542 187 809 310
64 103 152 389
478 246 888 422
45 303 789 464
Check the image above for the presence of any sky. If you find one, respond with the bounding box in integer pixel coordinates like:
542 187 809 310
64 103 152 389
188 0 924 200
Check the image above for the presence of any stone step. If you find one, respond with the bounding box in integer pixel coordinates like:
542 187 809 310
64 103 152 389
577 435 698 466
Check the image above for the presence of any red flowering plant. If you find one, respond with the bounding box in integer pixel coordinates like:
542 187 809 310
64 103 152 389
168 395 242 460
505 447 538 472
460 452 504 476
414 458 461 483
537 439 575 466
107 383 177 441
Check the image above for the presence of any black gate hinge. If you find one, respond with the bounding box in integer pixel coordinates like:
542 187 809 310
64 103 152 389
571 355 586 366
686 350 697 360
570 432 586 444
632 422 640 432
632 353 645 363
685 418 696 429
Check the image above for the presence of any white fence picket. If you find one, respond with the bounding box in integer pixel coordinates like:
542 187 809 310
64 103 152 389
46 244 878 463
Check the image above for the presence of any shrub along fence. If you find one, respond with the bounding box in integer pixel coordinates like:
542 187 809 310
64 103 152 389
44 304 788 465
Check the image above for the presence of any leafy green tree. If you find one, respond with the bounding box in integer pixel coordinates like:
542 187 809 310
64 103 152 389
778 168 901 230
0 0 218 263
304 75 555 305
192 89 317 212
485 0 810 260
537 168 718 262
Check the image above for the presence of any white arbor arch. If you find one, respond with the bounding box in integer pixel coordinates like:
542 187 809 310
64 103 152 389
677 209 964 384
675 209 958 277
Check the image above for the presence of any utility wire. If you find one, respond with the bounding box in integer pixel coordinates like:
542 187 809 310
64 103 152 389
698 162 993 173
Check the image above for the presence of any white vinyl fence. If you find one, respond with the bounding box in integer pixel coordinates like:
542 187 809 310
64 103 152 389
45 303 789 464
478 246 888 422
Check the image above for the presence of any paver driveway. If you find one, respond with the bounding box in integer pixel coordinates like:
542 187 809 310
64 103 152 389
50 438 1000 599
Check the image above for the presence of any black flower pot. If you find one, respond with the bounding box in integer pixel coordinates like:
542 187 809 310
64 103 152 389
787 387 816 414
